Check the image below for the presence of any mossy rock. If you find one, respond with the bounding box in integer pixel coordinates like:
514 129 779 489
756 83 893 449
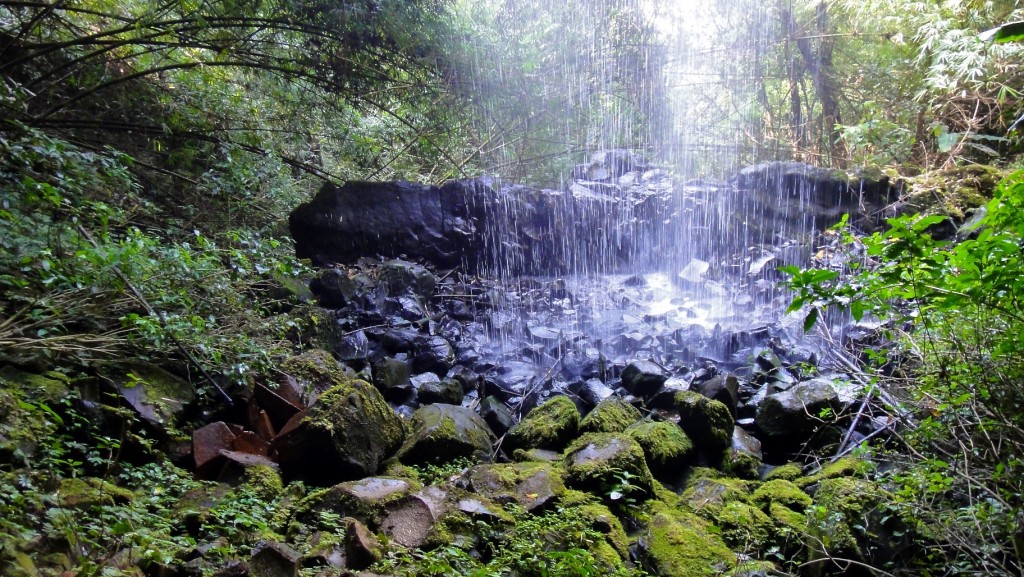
243 464 284 499
904 164 1004 220
580 397 642 434
674 391 732 455
505 395 580 453
279 348 357 398
714 500 774 549
751 479 811 512
467 461 565 511
53 477 134 508
639 500 736 577
563 432 654 501
0 367 69 464
763 462 803 481
98 361 194 432
807 477 890 558
273 378 406 485
681 476 754 518
625 420 694 476
796 456 874 488
395 404 494 466
294 476 421 530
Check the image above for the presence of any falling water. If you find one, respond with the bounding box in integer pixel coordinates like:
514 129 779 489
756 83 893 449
455 0 826 367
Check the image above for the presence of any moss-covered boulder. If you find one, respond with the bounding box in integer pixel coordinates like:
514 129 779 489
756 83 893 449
681 476 754 517
505 395 580 453
395 404 494 466
98 361 194 432
796 456 875 488
563 432 654 501
467 461 566 511
675 391 733 456
755 378 841 442
764 462 803 481
280 348 358 400
807 477 891 563
714 499 775 549
639 501 736 577
580 397 642 433
0 366 69 464
625 420 694 477
903 164 1003 221
53 477 134 508
293 476 421 531
560 490 631 561
751 479 812 512
272 376 406 485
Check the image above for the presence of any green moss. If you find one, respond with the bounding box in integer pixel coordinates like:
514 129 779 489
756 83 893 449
905 164 1004 220
575 502 630 558
682 476 753 517
625 420 694 475
54 477 134 508
294 476 421 529
506 395 580 453
807 477 889 555
243 464 283 499
713 500 774 550
797 456 874 487
563 432 654 500
280 348 355 395
724 449 760 480
642 501 736 577
769 502 806 533
763 462 803 481
467 461 566 510
674 391 732 454
730 560 777 577
751 479 812 512
580 397 642 434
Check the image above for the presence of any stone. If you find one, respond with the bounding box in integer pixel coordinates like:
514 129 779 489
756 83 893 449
394 404 494 465
755 377 841 438
619 360 668 397
674 391 733 456
193 421 236 476
625 420 695 477
579 397 642 434
725 426 763 479
415 378 464 406
249 542 300 577
638 501 737 577
294 477 419 528
468 462 566 511
272 377 405 486
573 378 615 407
309 268 357 308
478 395 515 436
563 433 654 499
254 380 303 431
378 259 437 297
412 335 456 374
694 373 739 416
677 258 710 284
379 487 450 548
102 361 195 431
371 357 412 401
505 395 580 453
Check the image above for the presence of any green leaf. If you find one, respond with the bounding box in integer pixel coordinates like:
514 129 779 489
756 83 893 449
850 299 867 322
803 308 819 332
936 131 960 153
980 21 1024 43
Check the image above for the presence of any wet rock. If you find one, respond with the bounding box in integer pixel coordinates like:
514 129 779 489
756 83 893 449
468 462 566 511
674 391 733 456
620 360 668 397
579 397 642 434
415 378 464 406
395 404 494 465
378 259 436 297
254 379 304 431
309 268 357 308
280 349 358 399
289 180 489 269
446 365 479 393
647 376 690 410
505 395 580 453
294 477 419 530
249 542 300 577
371 357 413 402
572 378 615 407
272 376 405 485
563 432 654 499
193 421 236 477
625 420 695 477
726 427 763 479
412 335 456 374
479 396 515 436
755 377 841 439
677 258 710 284
694 373 739 416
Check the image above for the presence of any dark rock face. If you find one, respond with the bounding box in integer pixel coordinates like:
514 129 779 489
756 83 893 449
289 179 490 268
394 404 495 465
756 378 842 439
620 359 668 397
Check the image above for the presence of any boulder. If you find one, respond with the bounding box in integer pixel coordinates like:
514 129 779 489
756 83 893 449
289 180 490 269
379 486 451 548
293 477 419 528
468 462 566 511
248 542 300 577
638 501 737 576
694 373 739 416
415 378 464 406
377 259 437 297
755 377 841 439
478 396 515 436
100 361 194 432
309 268 357 308
272 378 405 485
371 357 413 402
412 335 456 374
563 433 654 500
579 397 642 434
625 420 695 476
725 426 763 479
674 391 733 456
620 360 668 397
395 404 494 465
505 395 580 454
